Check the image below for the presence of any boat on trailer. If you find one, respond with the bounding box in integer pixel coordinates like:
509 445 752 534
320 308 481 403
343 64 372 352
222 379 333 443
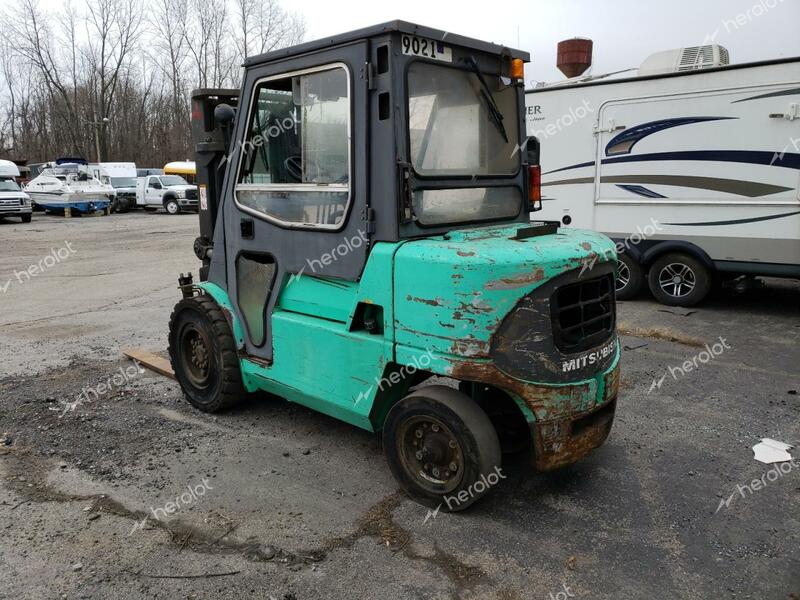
25 158 114 214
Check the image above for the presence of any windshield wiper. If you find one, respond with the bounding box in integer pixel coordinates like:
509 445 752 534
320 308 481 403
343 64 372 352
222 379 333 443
466 56 509 143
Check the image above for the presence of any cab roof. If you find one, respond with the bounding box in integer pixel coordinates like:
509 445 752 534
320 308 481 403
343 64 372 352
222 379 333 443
244 20 530 67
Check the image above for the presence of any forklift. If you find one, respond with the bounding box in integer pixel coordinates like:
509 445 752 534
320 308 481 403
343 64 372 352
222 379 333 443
170 21 620 509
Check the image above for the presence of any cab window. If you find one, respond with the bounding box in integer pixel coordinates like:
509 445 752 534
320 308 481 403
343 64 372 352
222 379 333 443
235 64 350 228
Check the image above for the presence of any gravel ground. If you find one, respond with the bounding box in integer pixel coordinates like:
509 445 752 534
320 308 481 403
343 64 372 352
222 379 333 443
0 212 798 600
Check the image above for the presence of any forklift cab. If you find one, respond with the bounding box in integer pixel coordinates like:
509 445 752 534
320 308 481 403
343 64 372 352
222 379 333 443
176 22 620 510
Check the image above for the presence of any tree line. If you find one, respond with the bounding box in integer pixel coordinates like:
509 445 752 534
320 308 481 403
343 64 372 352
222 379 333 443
0 0 304 167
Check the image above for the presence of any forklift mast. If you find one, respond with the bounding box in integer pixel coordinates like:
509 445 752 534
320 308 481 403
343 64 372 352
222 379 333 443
190 88 239 280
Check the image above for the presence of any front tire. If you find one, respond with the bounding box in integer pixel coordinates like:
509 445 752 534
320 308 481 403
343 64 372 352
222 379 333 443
168 295 245 412
615 253 644 300
647 253 711 306
383 385 502 511
21 214 32 223
164 198 180 215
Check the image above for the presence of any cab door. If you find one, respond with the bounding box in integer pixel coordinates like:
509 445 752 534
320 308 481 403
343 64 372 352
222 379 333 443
212 42 370 362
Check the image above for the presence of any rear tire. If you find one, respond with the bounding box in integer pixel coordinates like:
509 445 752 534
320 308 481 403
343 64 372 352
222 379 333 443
615 253 644 300
168 295 245 412
383 385 502 511
647 253 711 306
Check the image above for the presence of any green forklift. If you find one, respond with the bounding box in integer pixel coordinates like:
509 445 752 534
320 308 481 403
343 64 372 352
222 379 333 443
170 21 620 509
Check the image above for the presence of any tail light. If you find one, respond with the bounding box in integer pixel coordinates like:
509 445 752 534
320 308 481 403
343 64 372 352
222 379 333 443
529 164 541 211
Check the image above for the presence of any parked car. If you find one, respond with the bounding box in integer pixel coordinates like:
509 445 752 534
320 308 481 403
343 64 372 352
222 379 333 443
0 159 32 223
135 174 198 214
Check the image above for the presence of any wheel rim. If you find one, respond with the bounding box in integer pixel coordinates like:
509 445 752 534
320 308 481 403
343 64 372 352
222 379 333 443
615 261 631 292
397 415 464 494
167 202 178 214
658 262 696 298
179 323 213 388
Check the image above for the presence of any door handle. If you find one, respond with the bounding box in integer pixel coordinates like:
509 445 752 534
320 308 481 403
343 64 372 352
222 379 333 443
240 218 254 239
769 103 799 121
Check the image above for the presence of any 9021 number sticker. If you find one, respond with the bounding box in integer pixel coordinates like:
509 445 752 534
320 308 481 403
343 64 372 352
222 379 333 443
401 35 452 62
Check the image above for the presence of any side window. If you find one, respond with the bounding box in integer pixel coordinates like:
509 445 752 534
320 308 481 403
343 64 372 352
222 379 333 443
236 64 350 228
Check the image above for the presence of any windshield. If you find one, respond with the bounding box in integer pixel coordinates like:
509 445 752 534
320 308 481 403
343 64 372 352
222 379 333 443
110 177 137 188
0 179 21 192
160 175 188 186
407 61 519 177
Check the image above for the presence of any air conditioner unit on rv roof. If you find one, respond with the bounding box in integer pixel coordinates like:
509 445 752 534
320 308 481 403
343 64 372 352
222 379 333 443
638 45 730 76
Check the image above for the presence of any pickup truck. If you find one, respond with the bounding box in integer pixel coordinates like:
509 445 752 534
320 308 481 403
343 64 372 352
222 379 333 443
135 174 198 214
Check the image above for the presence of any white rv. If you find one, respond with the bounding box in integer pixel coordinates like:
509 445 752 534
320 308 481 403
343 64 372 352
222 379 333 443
526 50 800 306
89 162 138 212
0 159 32 223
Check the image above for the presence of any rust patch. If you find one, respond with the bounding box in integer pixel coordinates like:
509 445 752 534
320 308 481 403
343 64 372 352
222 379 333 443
483 268 545 291
406 294 442 307
448 359 619 470
456 250 476 257
581 242 592 251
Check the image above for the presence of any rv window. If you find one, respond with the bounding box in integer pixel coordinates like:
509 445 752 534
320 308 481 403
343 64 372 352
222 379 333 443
235 64 350 228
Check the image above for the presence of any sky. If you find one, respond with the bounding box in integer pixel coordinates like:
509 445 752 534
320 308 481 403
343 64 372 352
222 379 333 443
293 0 800 84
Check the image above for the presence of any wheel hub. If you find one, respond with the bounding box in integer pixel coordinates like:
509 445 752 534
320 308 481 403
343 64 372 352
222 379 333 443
400 416 464 494
180 325 212 387
659 263 696 298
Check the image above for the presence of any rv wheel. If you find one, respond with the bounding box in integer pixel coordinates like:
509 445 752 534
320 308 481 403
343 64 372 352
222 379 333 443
648 253 711 307
383 385 501 511
168 295 246 412
615 253 643 300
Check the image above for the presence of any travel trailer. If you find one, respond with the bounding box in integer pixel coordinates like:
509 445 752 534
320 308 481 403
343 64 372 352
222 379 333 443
0 159 32 223
89 162 138 212
526 47 800 306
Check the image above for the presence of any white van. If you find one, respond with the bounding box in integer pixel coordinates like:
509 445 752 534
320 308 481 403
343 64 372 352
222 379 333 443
89 162 138 212
0 159 32 223
526 51 800 306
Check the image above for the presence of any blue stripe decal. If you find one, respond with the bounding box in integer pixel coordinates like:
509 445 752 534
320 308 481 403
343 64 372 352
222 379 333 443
544 150 800 176
605 117 736 156
731 87 800 104
665 210 800 227
616 184 668 199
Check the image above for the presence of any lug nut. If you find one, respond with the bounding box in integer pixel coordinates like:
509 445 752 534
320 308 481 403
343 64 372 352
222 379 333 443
449 462 457 471
415 451 423 460
432 468 440 477
431 424 440 432
415 429 423 438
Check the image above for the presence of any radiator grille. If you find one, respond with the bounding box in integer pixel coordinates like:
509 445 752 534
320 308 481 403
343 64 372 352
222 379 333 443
551 274 615 352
